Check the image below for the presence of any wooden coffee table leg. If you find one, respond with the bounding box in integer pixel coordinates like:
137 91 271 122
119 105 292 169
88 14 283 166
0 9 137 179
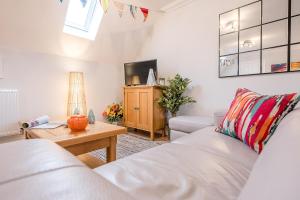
106 136 117 162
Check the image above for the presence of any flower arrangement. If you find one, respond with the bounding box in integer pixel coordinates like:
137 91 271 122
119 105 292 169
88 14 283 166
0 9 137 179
102 103 123 123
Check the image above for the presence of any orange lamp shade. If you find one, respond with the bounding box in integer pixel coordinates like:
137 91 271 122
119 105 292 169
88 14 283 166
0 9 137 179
67 115 88 132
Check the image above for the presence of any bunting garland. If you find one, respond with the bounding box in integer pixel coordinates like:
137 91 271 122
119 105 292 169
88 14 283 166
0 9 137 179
129 5 138 19
113 1 124 17
80 0 87 7
140 7 149 22
58 0 153 22
100 0 109 13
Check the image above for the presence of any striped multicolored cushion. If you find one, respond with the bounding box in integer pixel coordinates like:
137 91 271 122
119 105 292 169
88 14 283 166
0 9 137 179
217 88 300 153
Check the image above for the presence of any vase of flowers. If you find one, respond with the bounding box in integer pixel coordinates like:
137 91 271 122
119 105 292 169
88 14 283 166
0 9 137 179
102 103 123 124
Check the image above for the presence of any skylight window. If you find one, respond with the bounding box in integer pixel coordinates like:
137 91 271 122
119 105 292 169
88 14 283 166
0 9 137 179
63 0 103 40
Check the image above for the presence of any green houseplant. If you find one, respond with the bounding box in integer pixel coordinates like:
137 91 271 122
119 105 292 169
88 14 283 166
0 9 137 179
158 74 196 117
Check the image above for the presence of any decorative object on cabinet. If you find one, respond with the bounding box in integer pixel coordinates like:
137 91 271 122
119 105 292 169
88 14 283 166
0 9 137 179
67 72 87 116
146 68 157 85
102 103 123 124
88 109 96 124
219 0 300 78
158 78 166 86
123 85 165 141
158 74 196 117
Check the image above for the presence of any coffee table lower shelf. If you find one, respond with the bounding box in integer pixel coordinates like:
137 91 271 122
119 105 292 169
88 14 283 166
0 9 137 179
77 154 106 169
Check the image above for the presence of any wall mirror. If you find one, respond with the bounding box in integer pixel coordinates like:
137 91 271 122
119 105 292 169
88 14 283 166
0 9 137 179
291 45 300 71
220 33 238 55
219 55 238 77
263 0 288 23
240 2 261 29
292 0 300 16
219 0 300 78
220 10 238 35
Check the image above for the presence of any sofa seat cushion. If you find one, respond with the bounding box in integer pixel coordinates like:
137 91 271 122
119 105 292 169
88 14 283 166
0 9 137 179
173 127 258 169
95 142 254 200
170 130 188 141
0 139 84 184
0 166 134 200
169 116 213 133
0 139 135 200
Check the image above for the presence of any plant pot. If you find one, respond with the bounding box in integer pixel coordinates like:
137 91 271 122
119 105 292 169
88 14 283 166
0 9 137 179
112 121 118 125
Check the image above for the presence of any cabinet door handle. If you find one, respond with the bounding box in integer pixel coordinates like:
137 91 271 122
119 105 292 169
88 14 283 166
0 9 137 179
134 107 140 110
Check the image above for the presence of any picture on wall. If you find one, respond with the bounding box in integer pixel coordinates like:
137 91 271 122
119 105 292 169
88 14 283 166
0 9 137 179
219 0 300 78
291 62 300 71
271 63 287 73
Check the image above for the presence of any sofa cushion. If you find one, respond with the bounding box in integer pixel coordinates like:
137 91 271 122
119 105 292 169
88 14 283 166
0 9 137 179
95 141 254 200
217 88 300 153
0 139 84 184
169 116 213 133
173 127 258 169
0 139 135 200
238 108 300 200
170 130 188 141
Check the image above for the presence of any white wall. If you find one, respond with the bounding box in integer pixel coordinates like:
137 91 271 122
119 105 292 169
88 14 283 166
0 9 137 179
0 0 124 124
131 0 300 116
0 48 122 121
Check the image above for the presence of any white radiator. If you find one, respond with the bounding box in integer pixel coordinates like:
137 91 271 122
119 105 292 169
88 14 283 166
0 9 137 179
0 90 20 136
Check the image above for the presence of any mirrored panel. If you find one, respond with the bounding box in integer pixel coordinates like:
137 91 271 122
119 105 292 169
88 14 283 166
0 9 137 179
220 10 238 35
220 33 238 56
239 51 261 75
220 54 238 77
262 19 288 48
291 44 300 71
292 0 300 16
262 0 288 23
239 27 261 52
240 2 261 29
262 46 287 73
291 16 300 43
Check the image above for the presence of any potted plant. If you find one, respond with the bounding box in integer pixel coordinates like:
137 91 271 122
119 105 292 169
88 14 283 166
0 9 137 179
102 103 123 125
158 74 196 118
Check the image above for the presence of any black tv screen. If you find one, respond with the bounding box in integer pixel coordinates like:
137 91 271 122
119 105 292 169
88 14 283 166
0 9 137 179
124 60 157 86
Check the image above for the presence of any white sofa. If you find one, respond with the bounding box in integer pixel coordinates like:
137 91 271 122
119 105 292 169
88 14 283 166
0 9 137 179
1 108 300 199
95 107 300 200
169 116 214 140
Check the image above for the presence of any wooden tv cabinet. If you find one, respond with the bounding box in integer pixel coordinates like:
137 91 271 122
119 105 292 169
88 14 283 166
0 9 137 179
123 85 166 140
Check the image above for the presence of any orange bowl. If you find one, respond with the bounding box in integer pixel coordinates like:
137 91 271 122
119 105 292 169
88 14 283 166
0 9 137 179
67 115 88 132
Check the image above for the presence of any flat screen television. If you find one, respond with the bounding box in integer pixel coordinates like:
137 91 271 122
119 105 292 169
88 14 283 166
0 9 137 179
124 60 157 86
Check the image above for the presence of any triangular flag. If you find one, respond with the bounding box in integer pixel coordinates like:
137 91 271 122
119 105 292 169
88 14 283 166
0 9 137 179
129 5 138 19
113 1 124 17
100 0 109 13
80 0 87 7
140 7 149 22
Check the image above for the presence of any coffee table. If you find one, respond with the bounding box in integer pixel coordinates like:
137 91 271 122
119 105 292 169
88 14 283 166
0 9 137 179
26 122 127 167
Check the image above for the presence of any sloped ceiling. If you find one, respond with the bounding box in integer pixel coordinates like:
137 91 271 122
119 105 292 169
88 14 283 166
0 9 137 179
0 0 180 62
